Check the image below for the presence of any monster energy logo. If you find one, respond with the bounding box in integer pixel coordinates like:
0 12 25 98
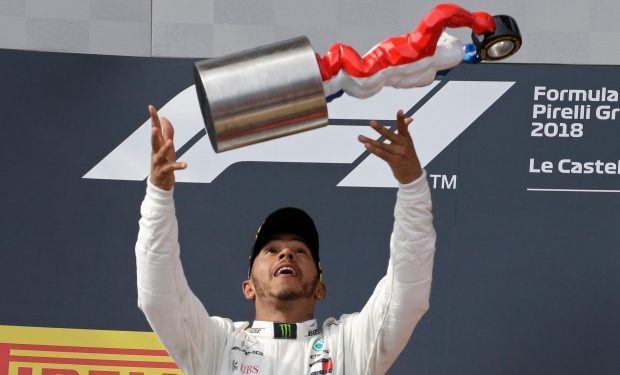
274 323 297 339
280 324 291 338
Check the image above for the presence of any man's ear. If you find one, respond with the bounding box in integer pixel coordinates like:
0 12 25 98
315 281 327 300
242 280 256 300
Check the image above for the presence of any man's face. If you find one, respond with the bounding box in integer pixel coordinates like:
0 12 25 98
249 233 320 301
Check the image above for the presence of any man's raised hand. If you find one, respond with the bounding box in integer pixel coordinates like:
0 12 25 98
149 105 187 191
358 110 423 184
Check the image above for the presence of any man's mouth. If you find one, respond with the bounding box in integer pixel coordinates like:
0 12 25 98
274 265 298 277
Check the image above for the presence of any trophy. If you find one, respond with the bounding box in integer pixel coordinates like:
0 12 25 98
194 3 522 152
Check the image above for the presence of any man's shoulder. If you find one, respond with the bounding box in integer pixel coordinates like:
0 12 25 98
321 313 360 329
206 316 249 334
232 320 250 330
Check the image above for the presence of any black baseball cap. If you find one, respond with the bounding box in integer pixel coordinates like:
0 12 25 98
249 207 321 278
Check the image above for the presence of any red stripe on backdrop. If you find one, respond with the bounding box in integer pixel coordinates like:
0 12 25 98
1 344 11 375
4 345 168 357
8 357 178 369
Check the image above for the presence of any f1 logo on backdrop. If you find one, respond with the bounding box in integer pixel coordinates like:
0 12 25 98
83 81 514 188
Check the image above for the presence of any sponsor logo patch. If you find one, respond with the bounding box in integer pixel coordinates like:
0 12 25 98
312 339 324 352
309 358 333 375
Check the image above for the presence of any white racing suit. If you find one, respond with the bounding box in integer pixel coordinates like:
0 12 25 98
136 172 436 375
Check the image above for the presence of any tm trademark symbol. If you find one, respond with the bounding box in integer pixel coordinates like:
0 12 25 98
430 174 457 190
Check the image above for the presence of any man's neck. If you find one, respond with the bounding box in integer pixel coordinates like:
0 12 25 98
254 296 315 323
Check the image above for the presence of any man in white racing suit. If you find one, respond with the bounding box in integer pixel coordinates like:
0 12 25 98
136 106 436 375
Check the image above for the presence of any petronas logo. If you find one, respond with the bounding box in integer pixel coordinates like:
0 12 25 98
313 338 324 351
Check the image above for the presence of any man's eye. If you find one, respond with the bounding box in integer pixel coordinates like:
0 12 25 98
264 248 277 254
296 248 307 254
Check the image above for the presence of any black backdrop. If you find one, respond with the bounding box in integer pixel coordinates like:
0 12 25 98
1 49 619 374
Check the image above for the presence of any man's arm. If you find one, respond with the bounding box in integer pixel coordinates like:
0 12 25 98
346 112 436 373
135 106 232 374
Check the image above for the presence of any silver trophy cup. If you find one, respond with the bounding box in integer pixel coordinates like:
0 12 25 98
194 36 327 153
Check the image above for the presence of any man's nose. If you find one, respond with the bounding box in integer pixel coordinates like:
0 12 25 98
278 248 294 260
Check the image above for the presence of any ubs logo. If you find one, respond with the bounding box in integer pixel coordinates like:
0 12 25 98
232 360 261 374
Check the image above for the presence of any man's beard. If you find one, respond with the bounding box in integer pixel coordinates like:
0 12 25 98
253 276 319 301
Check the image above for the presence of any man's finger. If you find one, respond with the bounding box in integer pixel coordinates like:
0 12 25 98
153 139 174 164
369 120 403 145
363 141 398 164
160 162 187 174
359 135 397 156
151 127 163 153
160 117 177 161
149 105 162 131
149 105 164 150
161 117 174 142
396 110 412 138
